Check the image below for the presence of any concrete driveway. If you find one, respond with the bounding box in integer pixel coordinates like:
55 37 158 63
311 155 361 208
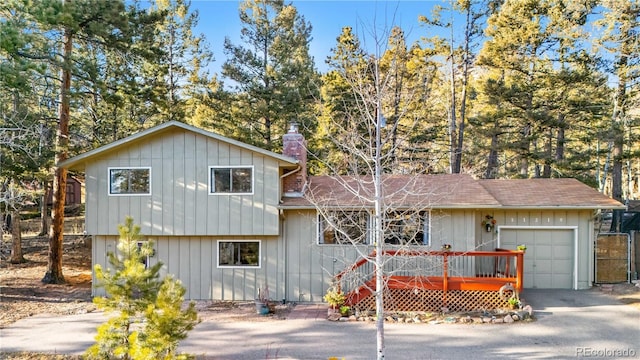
1 289 638 359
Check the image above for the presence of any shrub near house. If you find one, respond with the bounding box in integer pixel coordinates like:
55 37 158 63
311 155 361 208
86 216 199 360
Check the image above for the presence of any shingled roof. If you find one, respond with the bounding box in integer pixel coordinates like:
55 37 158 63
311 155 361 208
479 178 624 209
280 174 624 210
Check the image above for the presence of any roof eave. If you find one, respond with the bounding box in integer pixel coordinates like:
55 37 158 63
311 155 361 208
497 205 626 210
278 204 626 210
58 121 298 170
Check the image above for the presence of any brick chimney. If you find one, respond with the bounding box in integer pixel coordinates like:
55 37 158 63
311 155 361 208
282 122 307 197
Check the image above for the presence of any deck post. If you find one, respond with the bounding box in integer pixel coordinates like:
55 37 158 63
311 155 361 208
442 252 449 307
516 251 524 292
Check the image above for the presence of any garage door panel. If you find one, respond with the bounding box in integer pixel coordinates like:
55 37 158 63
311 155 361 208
523 261 535 272
523 273 534 287
554 246 572 260
501 228 574 289
535 235 553 245
534 274 552 288
535 259 553 274
536 245 553 258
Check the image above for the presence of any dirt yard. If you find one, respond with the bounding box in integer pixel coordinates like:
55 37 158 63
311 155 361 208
0 229 291 328
0 214 95 328
0 218 291 359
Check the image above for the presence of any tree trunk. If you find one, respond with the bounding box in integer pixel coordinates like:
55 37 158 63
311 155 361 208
485 130 499 179
543 128 553 178
39 185 50 236
555 115 565 162
610 63 627 233
10 210 25 264
43 26 72 284
520 124 531 178
453 4 473 174
611 132 624 233
448 24 457 174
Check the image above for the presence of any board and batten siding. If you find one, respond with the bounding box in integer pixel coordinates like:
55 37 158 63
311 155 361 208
432 209 477 251
283 209 366 302
486 209 595 289
92 235 284 301
477 210 591 248
84 129 281 236
282 209 478 302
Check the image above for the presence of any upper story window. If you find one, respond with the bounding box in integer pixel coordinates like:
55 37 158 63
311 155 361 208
319 211 370 245
384 210 430 246
108 167 151 196
209 166 253 194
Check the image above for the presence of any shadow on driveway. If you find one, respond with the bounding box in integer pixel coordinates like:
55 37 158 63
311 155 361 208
1 289 638 360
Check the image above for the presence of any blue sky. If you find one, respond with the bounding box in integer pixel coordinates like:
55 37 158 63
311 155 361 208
192 1 444 74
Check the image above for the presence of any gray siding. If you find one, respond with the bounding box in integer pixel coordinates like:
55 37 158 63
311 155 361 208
486 209 594 289
85 129 281 236
283 208 596 302
432 209 476 250
283 210 365 302
282 209 478 303
92 235 284 301
92 208 597 301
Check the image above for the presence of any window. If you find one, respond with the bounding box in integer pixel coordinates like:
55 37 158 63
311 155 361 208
218 240 261 267
384 211 430 246
65 183 76 204
319 211 369 245
209 166 253 194
109 167 151 195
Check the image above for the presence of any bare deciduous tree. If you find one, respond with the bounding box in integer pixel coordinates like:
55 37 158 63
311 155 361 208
311 17 453 359
0 119 46 264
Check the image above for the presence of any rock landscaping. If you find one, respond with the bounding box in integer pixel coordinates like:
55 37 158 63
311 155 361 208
328 304 535 324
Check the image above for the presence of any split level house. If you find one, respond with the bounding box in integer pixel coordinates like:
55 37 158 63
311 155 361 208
59 121 624 310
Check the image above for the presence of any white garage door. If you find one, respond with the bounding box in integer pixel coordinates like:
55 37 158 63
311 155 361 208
500 228 575 289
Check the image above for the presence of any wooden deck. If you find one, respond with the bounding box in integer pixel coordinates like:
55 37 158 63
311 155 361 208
335 249 524 311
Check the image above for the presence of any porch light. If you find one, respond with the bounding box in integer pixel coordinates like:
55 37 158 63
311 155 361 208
482 215 496 232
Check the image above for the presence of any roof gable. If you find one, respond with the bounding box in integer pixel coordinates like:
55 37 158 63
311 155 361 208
58 121 298 170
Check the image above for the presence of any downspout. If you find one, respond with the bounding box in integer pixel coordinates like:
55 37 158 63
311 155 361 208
279 163 301 304
280 164 301 180
589 212 595 287
280 209 287 304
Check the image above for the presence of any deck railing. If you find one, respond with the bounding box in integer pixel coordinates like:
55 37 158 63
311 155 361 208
334 248 524 304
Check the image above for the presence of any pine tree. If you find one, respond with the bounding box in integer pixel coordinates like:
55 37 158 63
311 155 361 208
86 216 198 360
219 0 319 151
0 0 166 284
419 0 498 174
476 0 600 179
596 0 640 230
0 2 56 266
147 0 213 125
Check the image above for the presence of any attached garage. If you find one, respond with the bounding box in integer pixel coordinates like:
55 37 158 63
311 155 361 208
500 227 576 289
478 179 627 291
